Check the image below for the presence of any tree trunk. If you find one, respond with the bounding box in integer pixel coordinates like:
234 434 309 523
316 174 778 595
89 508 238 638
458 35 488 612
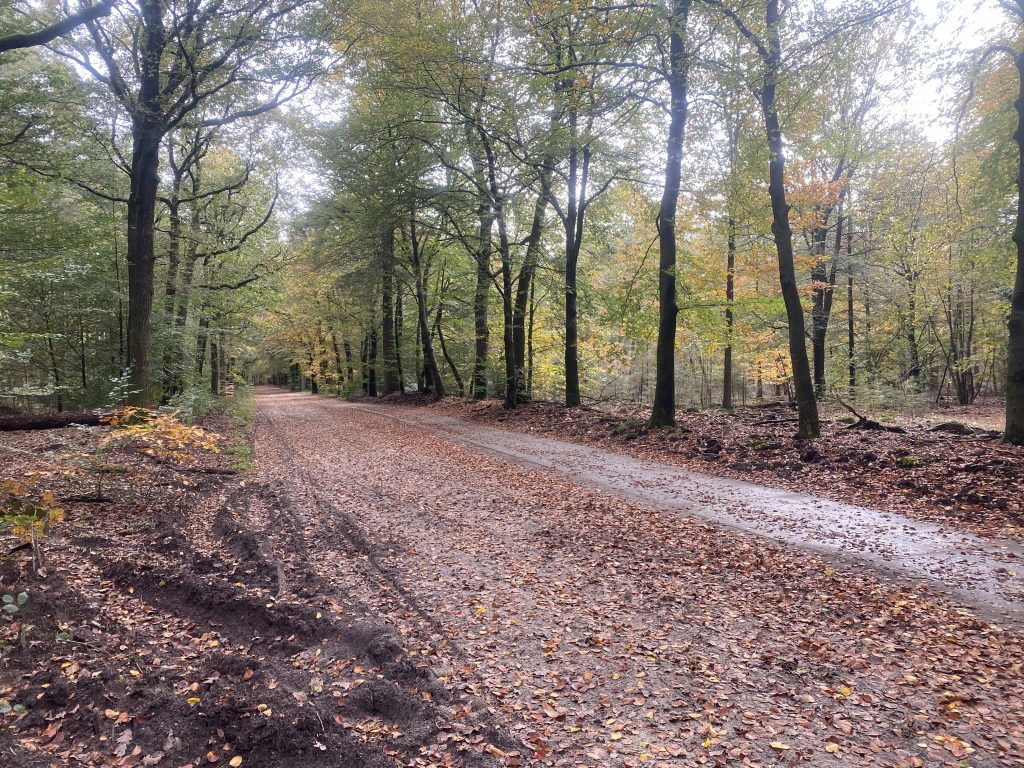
906 278 920 381
760 0 819 438
847 233 856 394
44 312 63 412
125 125 161 405
435 301 463 396
195 315 209 375
395 287 404 391
209 333 220 396
513 183 550 400
218 331 227 391
360 334 369 395
471 204 493 400
811 211 842 397
344 339 354 385
367 330 378 397
411 216 446 398
527 277 537 398
124 0 165 405
380 226 400 395
331 332 345 386
161 177 181 397
723 214 736 409
648 0 692 428
1007 50 1024 443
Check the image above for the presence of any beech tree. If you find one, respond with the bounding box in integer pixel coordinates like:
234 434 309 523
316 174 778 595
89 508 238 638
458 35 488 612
56 0 332 403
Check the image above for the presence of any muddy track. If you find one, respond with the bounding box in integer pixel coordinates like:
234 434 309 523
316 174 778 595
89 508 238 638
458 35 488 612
248 388 1024 767
0 421 512 768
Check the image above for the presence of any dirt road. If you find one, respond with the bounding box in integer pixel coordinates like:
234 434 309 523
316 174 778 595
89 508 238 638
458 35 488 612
252 388 1024 767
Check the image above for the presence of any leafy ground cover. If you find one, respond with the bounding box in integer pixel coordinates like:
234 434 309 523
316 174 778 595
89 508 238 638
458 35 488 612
0 398 506 768
2 388 1024 768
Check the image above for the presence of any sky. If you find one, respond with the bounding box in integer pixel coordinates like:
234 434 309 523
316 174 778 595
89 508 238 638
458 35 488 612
904 0 1007 141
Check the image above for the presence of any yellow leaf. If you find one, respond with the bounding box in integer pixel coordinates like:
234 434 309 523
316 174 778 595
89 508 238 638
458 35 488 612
610 733 623 741
825 743 840 754
770 741 790 750
186 697 201 706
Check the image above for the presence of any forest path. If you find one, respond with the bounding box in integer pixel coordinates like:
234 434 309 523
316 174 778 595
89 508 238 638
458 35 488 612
348 396 1023 624
253 386 1024 766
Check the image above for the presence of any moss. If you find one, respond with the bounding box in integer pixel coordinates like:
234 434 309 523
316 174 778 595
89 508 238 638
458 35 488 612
897 455 926 468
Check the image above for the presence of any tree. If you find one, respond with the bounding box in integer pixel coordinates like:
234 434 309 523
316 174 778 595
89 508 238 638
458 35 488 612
648 0 693 428
57 0 330 403
983 1 1024 442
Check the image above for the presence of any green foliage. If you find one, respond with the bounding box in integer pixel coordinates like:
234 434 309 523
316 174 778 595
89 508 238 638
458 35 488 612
1 591 28 616
0 480 63 571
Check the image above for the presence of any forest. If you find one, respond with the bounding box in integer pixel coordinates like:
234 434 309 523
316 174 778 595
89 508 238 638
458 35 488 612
5 1 1024 767
0 0 1022 441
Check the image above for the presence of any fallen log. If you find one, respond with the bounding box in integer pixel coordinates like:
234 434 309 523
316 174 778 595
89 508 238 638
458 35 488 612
0 411 106 431
834 396 907 434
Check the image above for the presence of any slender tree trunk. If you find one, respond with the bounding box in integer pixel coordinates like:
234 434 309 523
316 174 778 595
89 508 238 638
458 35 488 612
811 207 844 397
476 126 517 408
218 331 226 391
112 204 125 371
360 334 369 395
368 330 378 397
513 183 550 400
343 339 354 386
527 277 537 398
810 222 828 397
847 236 856 394
723 214 736 409
1007 49 1024 443
161 180 181 398
331 332 344 386
395 287 404 391
649 0 692 428
471 201 493 400
435 301 463 396
79 318 88 390
209 333 220 396
759 0 819 438
195 315 209 375
44 312 63 412
906 277 920 381
411 219 446 398
308 348 319 395
380 226 400 395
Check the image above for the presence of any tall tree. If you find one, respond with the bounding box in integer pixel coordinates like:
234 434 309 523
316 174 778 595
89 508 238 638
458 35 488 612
58 0 330 402
648 0 693 427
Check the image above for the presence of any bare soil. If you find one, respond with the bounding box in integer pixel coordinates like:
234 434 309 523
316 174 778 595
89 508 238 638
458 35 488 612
0 407 508 768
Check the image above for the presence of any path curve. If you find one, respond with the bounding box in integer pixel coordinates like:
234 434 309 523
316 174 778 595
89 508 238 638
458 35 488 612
350 400 1024 624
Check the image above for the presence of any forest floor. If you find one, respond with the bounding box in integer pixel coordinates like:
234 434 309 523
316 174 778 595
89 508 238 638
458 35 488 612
1 387 1024 768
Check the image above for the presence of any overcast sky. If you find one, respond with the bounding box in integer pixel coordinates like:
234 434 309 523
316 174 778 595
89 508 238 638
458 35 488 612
905 0 1007 141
